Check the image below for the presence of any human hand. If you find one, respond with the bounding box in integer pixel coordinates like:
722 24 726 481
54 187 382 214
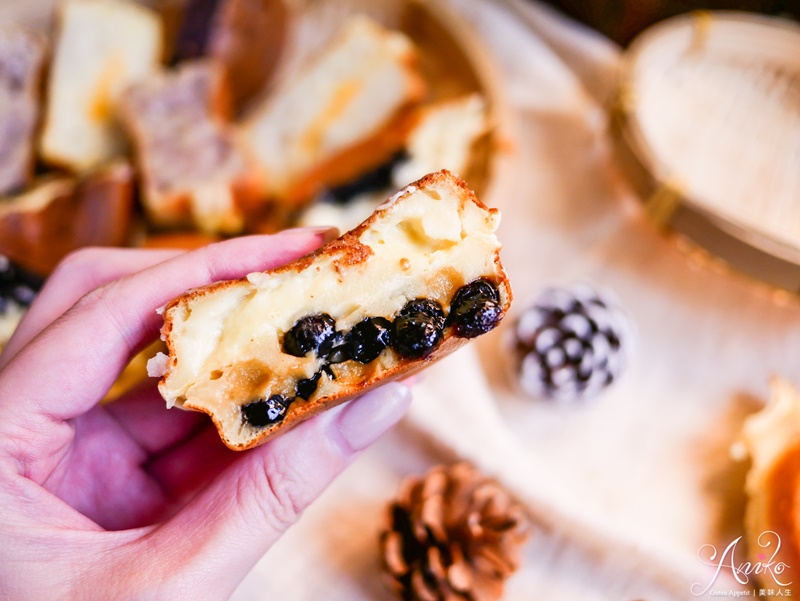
0 230 412 600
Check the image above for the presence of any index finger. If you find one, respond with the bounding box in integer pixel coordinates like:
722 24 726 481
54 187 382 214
0 230 335 424
0 248 182 368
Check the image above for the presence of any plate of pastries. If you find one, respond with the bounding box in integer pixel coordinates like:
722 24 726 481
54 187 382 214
0 0 502 352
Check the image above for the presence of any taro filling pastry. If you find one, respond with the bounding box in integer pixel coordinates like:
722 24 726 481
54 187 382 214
0 25 46 197
120 60 261 234
149 171 511 450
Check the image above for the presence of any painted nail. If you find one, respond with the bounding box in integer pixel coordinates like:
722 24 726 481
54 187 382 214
335 383 412 451
282 226 339 244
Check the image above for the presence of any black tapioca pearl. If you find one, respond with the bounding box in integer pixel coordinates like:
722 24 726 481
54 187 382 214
398 298 445 329
11 285 37 306
318 330 344 355
447 279 503 338
391 314 443 359
321 150 409 205
282 313 337 357
449 297 503 338
325 344 352 364
296 372 322 400
0 254 44 313
242 394 290 428
346 317 392 363
318 330 351 364
450 278 500 309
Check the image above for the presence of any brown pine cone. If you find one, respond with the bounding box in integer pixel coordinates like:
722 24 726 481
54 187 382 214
380 463 530 601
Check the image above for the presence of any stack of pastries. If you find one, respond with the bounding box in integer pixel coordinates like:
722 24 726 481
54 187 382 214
0 0 493 347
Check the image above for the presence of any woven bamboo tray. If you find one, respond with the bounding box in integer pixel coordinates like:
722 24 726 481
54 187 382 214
612 11 800 291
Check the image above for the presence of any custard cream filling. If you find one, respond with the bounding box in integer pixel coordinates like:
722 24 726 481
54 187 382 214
155 181 502 429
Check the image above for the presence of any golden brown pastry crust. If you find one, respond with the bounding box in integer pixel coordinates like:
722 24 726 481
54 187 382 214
273 93 424 207
208 0 288 110
157 171 511 450
241 15 427 208
0 162 134 275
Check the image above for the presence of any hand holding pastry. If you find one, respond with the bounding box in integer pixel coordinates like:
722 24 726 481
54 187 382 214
151 171 510 450
0 229 411 600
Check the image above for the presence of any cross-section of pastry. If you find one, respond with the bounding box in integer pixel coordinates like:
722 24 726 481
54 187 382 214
0 24 47 197
149 171 511 450
170 0 288 110
0 162 134 275
740 377 800 588
392 93 490 188
39 0 163 171
120 60 263 234
298 94 491 233
242 14 426 205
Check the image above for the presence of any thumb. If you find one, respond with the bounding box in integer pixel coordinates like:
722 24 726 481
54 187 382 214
140 383 411 598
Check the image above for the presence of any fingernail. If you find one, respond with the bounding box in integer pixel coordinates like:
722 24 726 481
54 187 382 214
283 226 339 244
335 383 412 451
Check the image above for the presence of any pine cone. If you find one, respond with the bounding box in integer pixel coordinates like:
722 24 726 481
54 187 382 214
380 463 530 601
509 283 631 402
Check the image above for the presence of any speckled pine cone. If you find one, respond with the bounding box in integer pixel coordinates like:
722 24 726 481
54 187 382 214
509 283 631 402
380 463 530 601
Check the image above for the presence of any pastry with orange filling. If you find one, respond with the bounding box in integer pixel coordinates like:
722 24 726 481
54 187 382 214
741 377 800 586
39 0 163 171
242 15 426 206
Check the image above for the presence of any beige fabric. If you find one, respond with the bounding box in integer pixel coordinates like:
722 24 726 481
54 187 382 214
235 2 800 599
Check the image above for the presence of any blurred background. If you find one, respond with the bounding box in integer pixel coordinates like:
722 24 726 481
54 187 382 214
546 0 799 43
